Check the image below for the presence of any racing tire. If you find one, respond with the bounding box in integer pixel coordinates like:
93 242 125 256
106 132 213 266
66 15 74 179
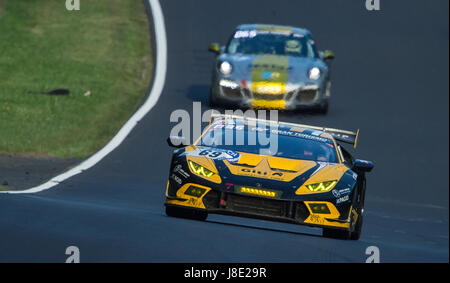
165 205 207 221
350 178 366 240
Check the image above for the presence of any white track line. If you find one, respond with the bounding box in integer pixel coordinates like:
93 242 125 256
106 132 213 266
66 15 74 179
1 0 167 194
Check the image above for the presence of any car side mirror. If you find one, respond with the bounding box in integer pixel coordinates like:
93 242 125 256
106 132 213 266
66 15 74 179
167 136 187 148
323 50 335 60
352 159 374 173
208 43 221 54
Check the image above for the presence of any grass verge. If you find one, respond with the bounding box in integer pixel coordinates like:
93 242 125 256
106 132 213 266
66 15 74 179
0 0 152 158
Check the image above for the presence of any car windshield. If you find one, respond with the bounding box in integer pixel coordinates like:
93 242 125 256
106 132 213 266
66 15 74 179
227 30 318 58
198 122 338 163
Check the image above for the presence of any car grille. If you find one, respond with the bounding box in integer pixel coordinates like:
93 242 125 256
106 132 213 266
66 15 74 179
227 194 286 217
241 87 251 98
253 93 285 100
202 191 310 222
221 86 241 98
203 190 220 209
284 90 296 101
296 89 318 103
294 202 310 222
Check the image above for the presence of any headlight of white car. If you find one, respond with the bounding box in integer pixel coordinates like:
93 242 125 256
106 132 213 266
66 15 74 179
219 61 232 75
308 67 321 80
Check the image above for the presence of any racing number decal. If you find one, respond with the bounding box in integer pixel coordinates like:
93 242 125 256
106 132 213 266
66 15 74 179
186 147 241 162
199 150 222 158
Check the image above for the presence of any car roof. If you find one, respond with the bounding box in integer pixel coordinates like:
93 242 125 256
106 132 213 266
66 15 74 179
236 24 312 37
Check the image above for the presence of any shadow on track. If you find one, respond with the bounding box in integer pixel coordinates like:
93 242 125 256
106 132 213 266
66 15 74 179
205 219 324 239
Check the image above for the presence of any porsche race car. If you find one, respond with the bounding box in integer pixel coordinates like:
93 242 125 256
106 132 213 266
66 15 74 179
164 114 374 240
208 24 335 113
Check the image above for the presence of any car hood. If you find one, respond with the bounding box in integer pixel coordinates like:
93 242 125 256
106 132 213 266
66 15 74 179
182 146 354 196
219 53 326 85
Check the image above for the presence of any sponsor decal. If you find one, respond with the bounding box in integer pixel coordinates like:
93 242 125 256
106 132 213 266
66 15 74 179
234 30 257 39
336 195 349 204
170 174 182 185
234 29 296 39
332 187 351 198
271 129 331 143
212 124 244 131
261 72 272 79
185 147 241 162
309 215 324 224
173 164 190 178
252 55 288 95
331 133 351 139
261 71 281 80
212 123 332 144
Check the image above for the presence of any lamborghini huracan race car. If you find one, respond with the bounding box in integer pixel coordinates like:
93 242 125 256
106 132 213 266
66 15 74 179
165 114 373 240
208 24 335 113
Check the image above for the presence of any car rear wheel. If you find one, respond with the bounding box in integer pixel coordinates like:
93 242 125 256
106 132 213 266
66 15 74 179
165 205 208 221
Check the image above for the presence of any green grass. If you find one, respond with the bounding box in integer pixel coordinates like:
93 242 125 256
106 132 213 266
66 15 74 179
0 0 152 158
0 185 9 191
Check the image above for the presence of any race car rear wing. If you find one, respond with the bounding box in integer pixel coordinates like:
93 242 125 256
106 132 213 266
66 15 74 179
209 113 360 148
324 128 359 149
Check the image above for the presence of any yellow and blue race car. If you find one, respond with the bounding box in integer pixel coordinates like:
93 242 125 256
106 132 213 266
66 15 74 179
165 114 373 240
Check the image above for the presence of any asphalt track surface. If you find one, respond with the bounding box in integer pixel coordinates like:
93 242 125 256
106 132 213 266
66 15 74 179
0 0 448 262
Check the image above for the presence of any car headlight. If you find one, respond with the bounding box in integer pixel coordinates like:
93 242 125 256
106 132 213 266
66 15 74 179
305 180 337 192
308 67 321 80
188 160 215 178
219 61 232 75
